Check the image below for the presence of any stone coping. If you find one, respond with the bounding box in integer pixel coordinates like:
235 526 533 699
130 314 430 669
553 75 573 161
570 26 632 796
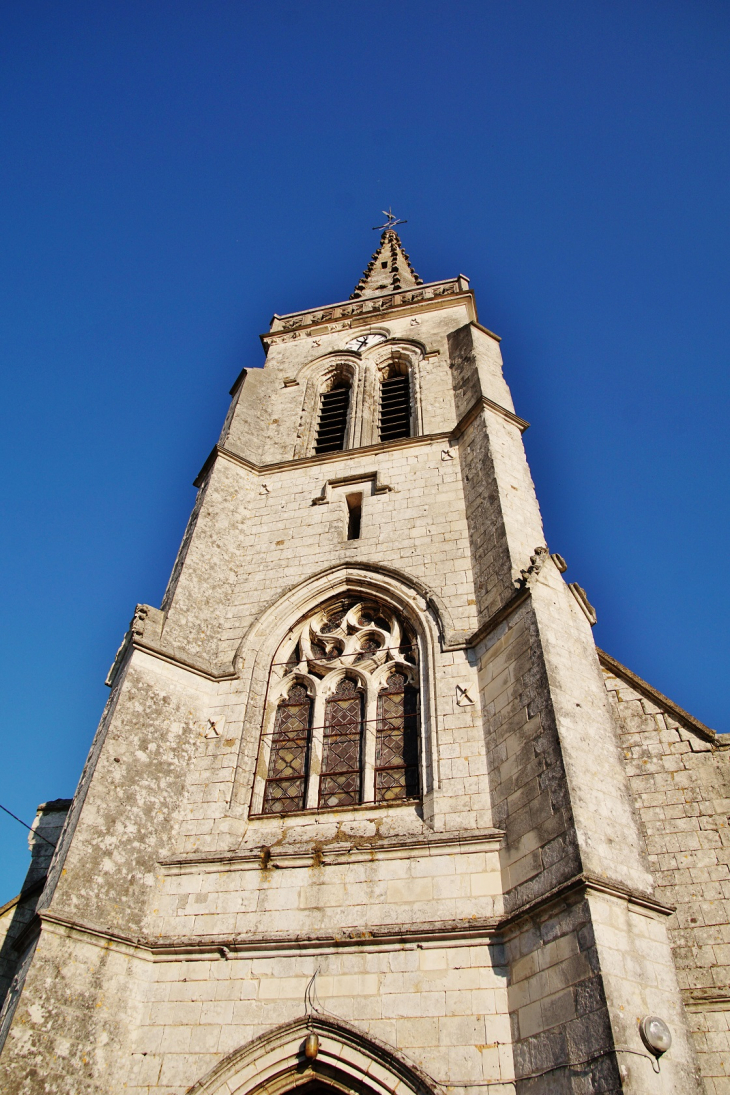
598 647 716 741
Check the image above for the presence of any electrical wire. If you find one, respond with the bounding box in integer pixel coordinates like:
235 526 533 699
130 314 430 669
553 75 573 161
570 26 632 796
0 803 56 847
272 644 417 667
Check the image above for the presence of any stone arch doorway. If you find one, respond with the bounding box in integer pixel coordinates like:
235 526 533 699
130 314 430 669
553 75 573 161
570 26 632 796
185 1016 440 1095
277 1080 368 1095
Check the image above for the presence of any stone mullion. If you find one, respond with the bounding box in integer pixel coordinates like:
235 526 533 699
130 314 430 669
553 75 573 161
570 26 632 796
305 691 326 810
362 684 378 803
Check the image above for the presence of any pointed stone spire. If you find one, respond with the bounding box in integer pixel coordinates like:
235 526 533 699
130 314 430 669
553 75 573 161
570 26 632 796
350 230 423 300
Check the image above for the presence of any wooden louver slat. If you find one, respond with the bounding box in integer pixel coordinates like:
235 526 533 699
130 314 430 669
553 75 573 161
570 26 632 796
379 375 410 442
315 385 350 454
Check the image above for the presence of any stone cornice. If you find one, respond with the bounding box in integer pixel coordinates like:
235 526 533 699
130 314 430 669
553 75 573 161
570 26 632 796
150 917 502 958
598 648 716 742
159 827 505 874
38 869 673 962
455 587 532 652
105 604 237 686
310 470 395 505
682 987 730 1011
261 277 474 348
40 910 152 959
128 640 236 683
471 320 502 343
499 871 675 935
39 909 501 961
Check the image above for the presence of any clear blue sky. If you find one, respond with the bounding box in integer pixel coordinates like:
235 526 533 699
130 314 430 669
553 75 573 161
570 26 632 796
1 0 728 900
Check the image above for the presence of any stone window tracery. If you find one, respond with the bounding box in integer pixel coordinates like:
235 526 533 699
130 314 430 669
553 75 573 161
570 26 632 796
257 597 420 816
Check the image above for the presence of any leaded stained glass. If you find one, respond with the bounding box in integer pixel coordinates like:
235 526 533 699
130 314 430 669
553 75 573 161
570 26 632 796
260 596 422 815
321 603 352 633
354 635 381 662
320 678 362 808
376 672 419 802
262 684 312 815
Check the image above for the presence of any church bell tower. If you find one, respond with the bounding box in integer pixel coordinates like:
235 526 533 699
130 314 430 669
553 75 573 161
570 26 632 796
0 224 706 1094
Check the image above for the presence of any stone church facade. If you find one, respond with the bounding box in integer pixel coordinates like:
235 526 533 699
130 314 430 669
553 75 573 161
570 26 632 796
1 231 729 1094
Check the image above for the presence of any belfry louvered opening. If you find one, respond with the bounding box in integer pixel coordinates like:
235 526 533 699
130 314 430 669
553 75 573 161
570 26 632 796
315 383 350 454
379 373 411 442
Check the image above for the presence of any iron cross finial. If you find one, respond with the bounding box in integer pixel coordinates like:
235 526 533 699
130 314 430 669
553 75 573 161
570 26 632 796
372 208 407 231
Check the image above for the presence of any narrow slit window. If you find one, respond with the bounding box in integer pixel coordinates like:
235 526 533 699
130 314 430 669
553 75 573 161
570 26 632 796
320 678 362 808
315 383 350 454
346 493 362 540
262 684 312 815
379 373 410 442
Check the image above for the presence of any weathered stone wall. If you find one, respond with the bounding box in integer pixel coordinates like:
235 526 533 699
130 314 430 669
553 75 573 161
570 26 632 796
452 327 703 1091
503 893 620 1094
1 923 152 1095
150 827 504 942
126 940 512 1095
47 659 212 936
605 661 730 1092
448 324 541 624
475 601 580 909
213 442 475 663
160 323 480 672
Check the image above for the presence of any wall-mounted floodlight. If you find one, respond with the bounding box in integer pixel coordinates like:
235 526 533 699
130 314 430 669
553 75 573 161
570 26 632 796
640 1016 672 1057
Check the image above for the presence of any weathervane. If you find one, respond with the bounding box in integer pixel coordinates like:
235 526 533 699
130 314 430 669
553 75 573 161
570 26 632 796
373 208 407 231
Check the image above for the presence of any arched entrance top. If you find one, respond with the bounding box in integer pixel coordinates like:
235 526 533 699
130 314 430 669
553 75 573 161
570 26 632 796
185 1015 441 1095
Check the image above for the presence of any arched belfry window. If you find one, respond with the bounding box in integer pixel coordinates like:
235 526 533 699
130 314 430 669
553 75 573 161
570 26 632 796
315 381 350 454
256 597 420 816
379 366 410 442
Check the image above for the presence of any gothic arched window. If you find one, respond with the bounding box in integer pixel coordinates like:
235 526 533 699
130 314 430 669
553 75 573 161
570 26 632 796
315 381 350 454
257 597 420 816
262 682 312 815
379 367 410 442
